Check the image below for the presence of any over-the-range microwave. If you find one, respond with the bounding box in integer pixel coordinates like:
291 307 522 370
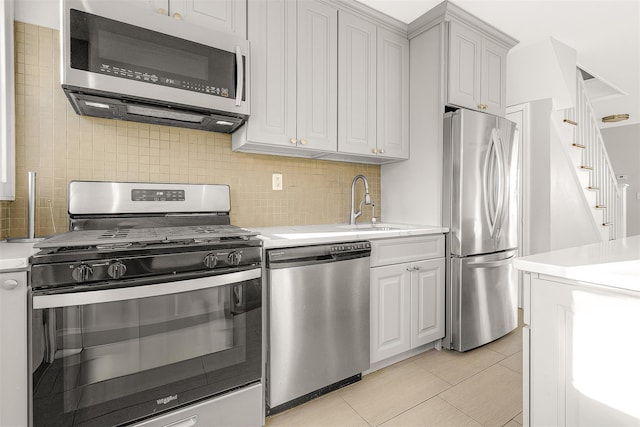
61 0 249 133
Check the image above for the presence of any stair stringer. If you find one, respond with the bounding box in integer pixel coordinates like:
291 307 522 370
547 110 604 248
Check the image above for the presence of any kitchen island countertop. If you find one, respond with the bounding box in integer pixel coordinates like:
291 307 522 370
514 235 640 292
252 223 448 248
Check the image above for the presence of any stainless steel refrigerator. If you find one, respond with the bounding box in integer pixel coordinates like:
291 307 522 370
443 108 519 352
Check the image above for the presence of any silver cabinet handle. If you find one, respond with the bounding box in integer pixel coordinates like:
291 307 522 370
300 139 307 145
290 138 297 144
2 279 19 290
412 266 420 271
235 46 244 107
372 148 378 154
379 149 385 154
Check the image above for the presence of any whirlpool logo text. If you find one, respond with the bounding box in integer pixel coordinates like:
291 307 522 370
157 394 178 405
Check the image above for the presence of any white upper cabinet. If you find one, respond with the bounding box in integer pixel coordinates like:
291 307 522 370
134 0 247 38
296 1 338 152
338 12 377 157
376 27 409 159
448 21 508 116
337 15 409 161
234 0 337 157
235 0 409 164
0 0 14 201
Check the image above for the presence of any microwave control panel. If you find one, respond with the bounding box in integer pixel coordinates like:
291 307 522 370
98 63 230 98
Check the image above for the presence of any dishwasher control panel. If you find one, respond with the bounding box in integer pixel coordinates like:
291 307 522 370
330 242 371 254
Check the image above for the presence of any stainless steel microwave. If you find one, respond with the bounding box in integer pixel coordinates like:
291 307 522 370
61 0 249 133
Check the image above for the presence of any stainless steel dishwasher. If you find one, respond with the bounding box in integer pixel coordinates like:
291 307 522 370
266 241 371 413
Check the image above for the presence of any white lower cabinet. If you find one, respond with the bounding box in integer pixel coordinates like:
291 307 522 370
0 271 28 427
370 236 445 364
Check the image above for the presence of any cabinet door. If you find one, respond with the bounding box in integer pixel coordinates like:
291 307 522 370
481 37 508 116
377 27 409 160
0 272 28 426
370 264 411 363
448 21 481 111
170 0 246 38
410 258 445 347
338 12 377 156
246 0 297 147
296 0 338 152
129 0 170 14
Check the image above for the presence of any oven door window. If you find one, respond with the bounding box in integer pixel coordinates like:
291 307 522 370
31 276 261 427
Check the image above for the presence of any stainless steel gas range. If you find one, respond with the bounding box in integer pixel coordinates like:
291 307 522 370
29 181 263 427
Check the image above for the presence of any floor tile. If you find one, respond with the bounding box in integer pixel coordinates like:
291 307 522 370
439 364 523 427
380 396 482 427
499 351 523 374
412 347 506 385
502 421 520 427
484 327 522 357
265 393 368 427
513 412 523 424
339 360 450 426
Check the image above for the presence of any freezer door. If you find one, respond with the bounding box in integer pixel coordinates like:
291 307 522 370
445 108 519 256
449 250 518 352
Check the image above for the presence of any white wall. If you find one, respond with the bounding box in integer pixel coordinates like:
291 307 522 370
507 38 576 111
601 124 640 237
14 0 58 29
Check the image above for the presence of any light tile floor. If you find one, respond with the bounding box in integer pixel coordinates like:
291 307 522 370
266 322 523 427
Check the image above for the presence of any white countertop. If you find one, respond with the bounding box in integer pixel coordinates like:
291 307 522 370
252 223 448 248
514 235 640 292
0 241 38 272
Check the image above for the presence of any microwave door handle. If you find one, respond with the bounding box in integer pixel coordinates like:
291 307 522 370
235 46 243 107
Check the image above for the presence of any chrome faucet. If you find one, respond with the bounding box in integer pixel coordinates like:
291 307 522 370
350 175 372 224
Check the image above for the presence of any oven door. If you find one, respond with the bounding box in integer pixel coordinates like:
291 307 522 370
29 269 261 427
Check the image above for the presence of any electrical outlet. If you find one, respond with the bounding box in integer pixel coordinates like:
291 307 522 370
272 173 283 191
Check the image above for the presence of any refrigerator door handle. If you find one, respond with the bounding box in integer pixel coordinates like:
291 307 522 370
493 130 508 239
467 254 516 269
483 128 505 238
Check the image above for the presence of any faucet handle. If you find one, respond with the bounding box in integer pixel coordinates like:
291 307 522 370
371 203 377 224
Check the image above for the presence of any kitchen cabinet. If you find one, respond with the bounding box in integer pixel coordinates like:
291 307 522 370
233 0 337 158
0 0 14 201
234 0 408 164
133 0 246 38
381 2 517 225
370 235 445 363
448 21 508 116
336 13 409 161
522 272 640 427
0 271 28 426
376 27 409 159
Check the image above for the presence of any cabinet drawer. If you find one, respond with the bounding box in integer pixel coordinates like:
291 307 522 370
370 235 444 267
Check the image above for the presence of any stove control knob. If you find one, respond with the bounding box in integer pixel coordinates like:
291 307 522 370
72 264 93 282
203 253 218 269
107 261 127 279
227 251 242 266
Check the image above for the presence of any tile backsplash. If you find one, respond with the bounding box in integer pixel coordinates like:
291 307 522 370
0 22 381 239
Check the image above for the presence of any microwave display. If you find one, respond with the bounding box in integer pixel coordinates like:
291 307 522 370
69 9 243 99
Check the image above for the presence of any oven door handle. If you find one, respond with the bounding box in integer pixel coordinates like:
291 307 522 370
32 268 261 309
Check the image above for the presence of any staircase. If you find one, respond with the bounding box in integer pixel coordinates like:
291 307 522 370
560 69 626 241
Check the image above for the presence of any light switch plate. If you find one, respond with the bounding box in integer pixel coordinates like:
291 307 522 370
272 173 283 191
